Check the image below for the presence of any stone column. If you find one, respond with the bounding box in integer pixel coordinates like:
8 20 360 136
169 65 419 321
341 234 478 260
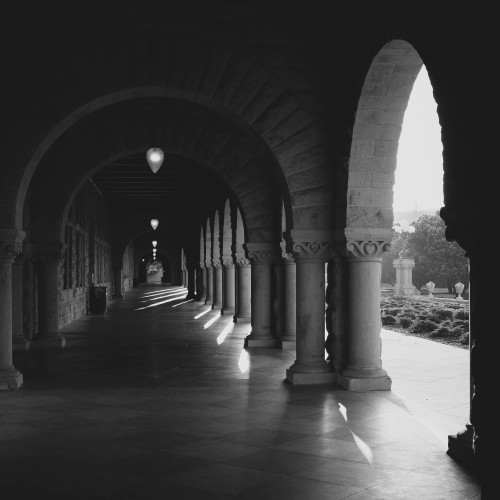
12 256 30 350
33 243 66 349
222 256 235 315
186 266 196 299
244 243 279 347
337 239 392 391
286 237 335 384
280 243 296 348
198 262 207 301
393 257 415 296
112 265 123 299
234 255 251 323
205 264 213 304
0 229 25 389
212 262 223 310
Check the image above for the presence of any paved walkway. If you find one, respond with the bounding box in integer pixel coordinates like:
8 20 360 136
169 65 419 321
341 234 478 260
1 284 479 499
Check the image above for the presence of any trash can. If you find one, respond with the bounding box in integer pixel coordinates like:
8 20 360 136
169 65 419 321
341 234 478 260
89 286 107 314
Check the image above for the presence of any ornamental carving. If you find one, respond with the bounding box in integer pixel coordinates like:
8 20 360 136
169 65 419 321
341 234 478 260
346 240 391 259
247 249 278 263
221 256 235 268
0 239 23 263
212 261 223 270
280 242 294 263
292 241 335 262
234 256 251 268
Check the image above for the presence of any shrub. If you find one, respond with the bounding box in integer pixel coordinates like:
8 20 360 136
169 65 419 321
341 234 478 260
431 308 454 321
399 317 413 328
451 326 467 336
429 325 452 337
454 309 469 320
429 314 442 324
459 332 470 345
382 315 397 325
411 319 439 333
386 308 402 316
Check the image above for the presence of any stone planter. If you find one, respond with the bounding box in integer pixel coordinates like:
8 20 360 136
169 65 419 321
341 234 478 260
393 258 416 296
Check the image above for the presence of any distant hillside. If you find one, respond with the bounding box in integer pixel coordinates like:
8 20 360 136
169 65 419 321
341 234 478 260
394 208 440 225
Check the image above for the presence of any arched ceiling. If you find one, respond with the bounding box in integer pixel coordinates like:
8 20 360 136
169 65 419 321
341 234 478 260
91 152 218 211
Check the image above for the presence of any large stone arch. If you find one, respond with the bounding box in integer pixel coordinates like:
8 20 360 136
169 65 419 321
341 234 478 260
26 97 280 245
345 40 424 243
5 32 332 236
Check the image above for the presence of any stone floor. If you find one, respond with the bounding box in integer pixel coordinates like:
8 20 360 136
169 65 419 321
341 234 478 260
1 284 480 499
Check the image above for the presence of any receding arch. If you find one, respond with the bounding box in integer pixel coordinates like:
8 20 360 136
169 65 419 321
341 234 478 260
345 40 424 240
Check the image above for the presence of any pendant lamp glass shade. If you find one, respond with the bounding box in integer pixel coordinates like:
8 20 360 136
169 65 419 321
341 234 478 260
150 219 159 230
152 241 157 248
146 148 164 174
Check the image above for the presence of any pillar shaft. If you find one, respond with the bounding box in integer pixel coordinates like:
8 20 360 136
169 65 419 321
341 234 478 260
12 258 30 350
186 267 195 299
212 264 223 309
234 258 251 322
0 229 24 389
222 259 235 314
199 263 207 301
285 237 335 384
337 239 391 391
205 266 213 303
281 258 296 345
244 244 278 347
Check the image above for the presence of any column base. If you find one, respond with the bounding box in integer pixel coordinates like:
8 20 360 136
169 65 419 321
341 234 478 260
13 338 31 351
31 334 66 349
0 367 23 390
112 293 123 299
211 302 222 309
244 333 279 348
233 315 251 323
286 361 336 385
337 369 392 391
222 307 235 315
447 425 476 471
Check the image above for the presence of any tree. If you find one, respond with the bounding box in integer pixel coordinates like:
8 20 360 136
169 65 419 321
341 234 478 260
407 214 468 292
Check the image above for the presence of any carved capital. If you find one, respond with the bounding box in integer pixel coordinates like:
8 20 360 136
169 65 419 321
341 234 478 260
244 243 279 264
292 241 335 262
221 255 235 268
32 242 66 265
346 239 391 260
234 255 251 268
212 260 223 270
204 261 212 269
0 229 26 263
280 241 294 263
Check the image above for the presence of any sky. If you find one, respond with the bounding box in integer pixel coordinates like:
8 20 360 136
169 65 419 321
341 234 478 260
393 66 444 212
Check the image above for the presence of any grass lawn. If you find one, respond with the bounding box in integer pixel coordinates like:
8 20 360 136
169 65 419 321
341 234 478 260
381 295 469 349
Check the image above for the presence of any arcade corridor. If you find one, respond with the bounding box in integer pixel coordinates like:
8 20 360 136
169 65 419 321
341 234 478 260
0 284 479 499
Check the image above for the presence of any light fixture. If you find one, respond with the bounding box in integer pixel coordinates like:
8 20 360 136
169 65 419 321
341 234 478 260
152 241 157 248
150 219 159 230
146 148 164 174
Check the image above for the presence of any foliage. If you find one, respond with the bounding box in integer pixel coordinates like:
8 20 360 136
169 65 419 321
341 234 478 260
147 260 163 274
382 213 469 292
380 295 469 349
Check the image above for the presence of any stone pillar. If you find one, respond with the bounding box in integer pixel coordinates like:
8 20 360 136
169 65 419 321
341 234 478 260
0 229 25 389
393 257 415 296
186 266 196 299
33 243 66 349
199 262 207 301
12 257 30 350
222 256 235 315
244 243 279 347
212 262 223 310
112 265 123 299
234 255 251 323
337 239 392 391
205 264 213 304
286 236 335 384
280 243 296 348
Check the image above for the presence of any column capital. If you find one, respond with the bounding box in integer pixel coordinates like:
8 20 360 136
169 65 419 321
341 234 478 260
346 239 391 260
212 260 223 270
204 260 212 269
234 254 251 268
221 255 235 268
0 228 25 263
244 243 279 263
292 241 335 263
31 242 65 265
280 241 295 264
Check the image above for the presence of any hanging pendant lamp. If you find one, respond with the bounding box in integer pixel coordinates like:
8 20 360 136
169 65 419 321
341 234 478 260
152 241 157 248
146 148 164 174
150 219 159 230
